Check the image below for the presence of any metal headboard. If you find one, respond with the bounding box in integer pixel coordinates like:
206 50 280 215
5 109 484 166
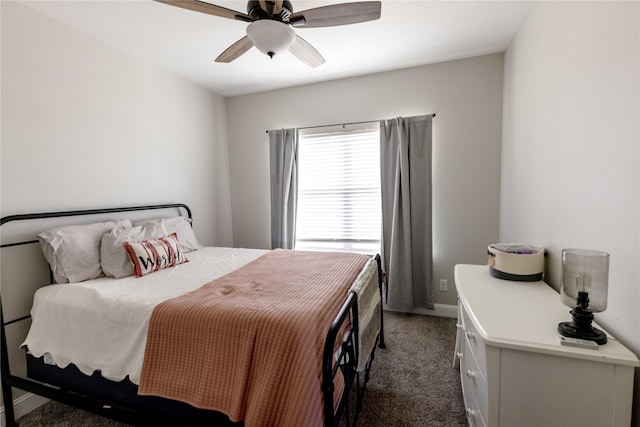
0 203 192 427
1 203 191 246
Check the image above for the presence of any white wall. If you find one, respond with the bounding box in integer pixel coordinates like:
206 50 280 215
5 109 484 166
0 1 233 411
501 1 640 423
1 1 233 247
227 54 504 307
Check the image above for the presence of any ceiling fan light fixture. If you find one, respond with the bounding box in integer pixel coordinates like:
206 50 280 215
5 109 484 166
246 20 296 58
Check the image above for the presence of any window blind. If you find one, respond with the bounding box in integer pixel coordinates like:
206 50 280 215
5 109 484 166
295 125 381 254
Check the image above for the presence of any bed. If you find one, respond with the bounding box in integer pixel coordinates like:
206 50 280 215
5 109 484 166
0 203 385 427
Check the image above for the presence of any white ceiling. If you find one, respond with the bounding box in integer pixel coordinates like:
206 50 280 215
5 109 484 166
21 0 533 97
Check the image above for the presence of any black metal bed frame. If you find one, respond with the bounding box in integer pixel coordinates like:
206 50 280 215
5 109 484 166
0 203 385 427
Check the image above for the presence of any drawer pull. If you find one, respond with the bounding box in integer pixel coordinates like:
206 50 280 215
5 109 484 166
466 331 476 340
456 323 463 329
466 408 476 418
456 352 463 360
466 370 475 379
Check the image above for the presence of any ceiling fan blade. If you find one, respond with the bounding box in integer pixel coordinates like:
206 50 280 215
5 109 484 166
289 1 381 28
215 36 254 63
289 35 325 68
273 0 283 15
154 0 253 23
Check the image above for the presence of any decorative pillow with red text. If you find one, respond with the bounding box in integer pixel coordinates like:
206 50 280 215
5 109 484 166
123 233 188 277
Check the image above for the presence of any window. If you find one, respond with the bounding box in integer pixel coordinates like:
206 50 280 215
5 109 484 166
295 123 381 254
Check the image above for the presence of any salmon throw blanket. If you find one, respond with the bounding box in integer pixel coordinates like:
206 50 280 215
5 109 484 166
138 249 370 427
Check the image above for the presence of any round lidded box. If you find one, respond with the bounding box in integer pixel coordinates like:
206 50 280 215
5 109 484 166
487 243 545 281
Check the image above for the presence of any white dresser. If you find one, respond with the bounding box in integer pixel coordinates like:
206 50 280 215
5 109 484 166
453 264 639 427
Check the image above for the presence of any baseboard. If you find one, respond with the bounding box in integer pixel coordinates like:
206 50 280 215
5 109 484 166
1 393 49 427
385 303 458 318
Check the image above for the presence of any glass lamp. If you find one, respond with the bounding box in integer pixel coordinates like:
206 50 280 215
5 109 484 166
557 249 609 345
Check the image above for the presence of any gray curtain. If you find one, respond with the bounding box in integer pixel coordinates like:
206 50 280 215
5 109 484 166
380 115 433 311
269 128 298 249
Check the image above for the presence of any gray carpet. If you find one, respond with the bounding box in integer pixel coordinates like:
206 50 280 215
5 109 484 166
16 312 467 426
352 312 466 427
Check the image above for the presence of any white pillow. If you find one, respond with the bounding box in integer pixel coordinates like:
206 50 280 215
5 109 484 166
38 219 132 283
123 233 188 277
101 222 168 279
134 217 202 252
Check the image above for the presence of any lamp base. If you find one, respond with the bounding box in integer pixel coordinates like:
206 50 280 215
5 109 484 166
557 307 607 345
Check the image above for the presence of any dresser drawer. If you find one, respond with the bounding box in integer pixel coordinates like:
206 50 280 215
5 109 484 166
461 303 487 376
461 336 488 422
460 357 486 427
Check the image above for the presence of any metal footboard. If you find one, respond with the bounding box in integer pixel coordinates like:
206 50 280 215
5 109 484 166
322 253 386 427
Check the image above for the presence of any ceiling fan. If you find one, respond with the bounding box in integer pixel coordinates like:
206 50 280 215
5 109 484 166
155 0 382 67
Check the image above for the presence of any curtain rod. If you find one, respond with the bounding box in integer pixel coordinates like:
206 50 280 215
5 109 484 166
265 113 435 133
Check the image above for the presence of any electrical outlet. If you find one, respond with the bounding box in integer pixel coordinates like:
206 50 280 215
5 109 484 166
439 279 448 291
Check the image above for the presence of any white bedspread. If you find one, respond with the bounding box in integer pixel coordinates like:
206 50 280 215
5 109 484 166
22 247 267 385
